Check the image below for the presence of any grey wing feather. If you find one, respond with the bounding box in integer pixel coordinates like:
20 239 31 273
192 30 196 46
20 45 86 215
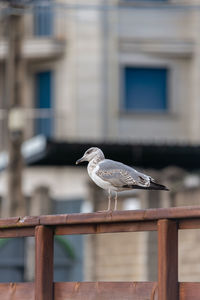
96 159 150 188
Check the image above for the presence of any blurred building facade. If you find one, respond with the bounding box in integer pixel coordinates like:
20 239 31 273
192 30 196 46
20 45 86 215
0 0 200 283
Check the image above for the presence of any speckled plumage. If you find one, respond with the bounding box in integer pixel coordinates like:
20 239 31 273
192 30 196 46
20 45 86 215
76 147 169 211
95 159 150 190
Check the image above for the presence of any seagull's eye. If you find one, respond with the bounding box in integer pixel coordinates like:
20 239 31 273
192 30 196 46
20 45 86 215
86 149 93 155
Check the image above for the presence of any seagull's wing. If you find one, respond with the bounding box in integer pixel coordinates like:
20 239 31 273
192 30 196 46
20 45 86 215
96 159 150 188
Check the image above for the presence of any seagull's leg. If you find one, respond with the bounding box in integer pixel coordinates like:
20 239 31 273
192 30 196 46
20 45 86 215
97 189 112 212
107 189 111 211
114 191 118 211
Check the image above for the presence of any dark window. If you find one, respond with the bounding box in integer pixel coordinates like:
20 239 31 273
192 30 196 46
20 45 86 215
35 71 53 137
123 67 168 112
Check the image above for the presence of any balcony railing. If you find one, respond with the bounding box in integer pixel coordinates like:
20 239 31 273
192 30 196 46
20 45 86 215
25 3 67 40
0 108 66 152
0 4 66 61
0 206 200 299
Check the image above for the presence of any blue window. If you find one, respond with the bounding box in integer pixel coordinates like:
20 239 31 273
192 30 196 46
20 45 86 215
123 67 168 112
34 0 53 36
35 71 53 137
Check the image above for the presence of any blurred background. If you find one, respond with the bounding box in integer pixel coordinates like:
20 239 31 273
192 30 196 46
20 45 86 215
0 0 200 287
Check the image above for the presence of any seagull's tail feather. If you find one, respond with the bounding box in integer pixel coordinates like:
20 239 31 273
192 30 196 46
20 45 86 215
123 181 169 191
148 181 169 191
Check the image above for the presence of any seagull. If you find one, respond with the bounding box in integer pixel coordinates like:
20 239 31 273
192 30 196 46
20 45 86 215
76 147 169 211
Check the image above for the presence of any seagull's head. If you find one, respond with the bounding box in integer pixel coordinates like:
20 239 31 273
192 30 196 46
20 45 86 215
76 147 104 164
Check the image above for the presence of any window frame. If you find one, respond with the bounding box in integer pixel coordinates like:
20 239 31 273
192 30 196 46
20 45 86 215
34 0 54 37
120 64 171 115
34 69 54 137
118 0 170 6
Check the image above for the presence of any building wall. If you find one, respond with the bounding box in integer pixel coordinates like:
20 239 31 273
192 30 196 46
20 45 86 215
49 0 200 143
0 166 89 200
1 1 200 144
105 3 199 143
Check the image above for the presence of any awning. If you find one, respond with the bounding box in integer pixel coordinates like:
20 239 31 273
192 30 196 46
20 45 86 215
1 135 200 171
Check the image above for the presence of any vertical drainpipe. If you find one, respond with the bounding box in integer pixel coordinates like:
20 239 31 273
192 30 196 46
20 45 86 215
101 0 109 140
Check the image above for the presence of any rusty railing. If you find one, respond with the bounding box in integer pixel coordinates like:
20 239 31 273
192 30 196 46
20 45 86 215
0 206 200 299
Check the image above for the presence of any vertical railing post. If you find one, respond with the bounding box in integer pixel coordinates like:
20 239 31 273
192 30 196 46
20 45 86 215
158 219 178 300
35 225 54 300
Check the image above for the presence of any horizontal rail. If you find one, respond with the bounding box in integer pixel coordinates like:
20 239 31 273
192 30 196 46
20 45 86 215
1 220 200 238
0 282 199 300
0 227 35 238
54 221 157 235
0 283 34 300
1 206 200 230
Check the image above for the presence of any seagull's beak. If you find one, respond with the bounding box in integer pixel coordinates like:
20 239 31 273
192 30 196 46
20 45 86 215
76 156 86 165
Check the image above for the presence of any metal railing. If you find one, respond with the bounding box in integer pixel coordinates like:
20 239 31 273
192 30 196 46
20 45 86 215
25 4 67 40
0 4 67 40
0 206 200 299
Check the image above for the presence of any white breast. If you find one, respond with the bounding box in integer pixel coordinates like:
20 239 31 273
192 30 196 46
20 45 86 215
88 164 111 191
